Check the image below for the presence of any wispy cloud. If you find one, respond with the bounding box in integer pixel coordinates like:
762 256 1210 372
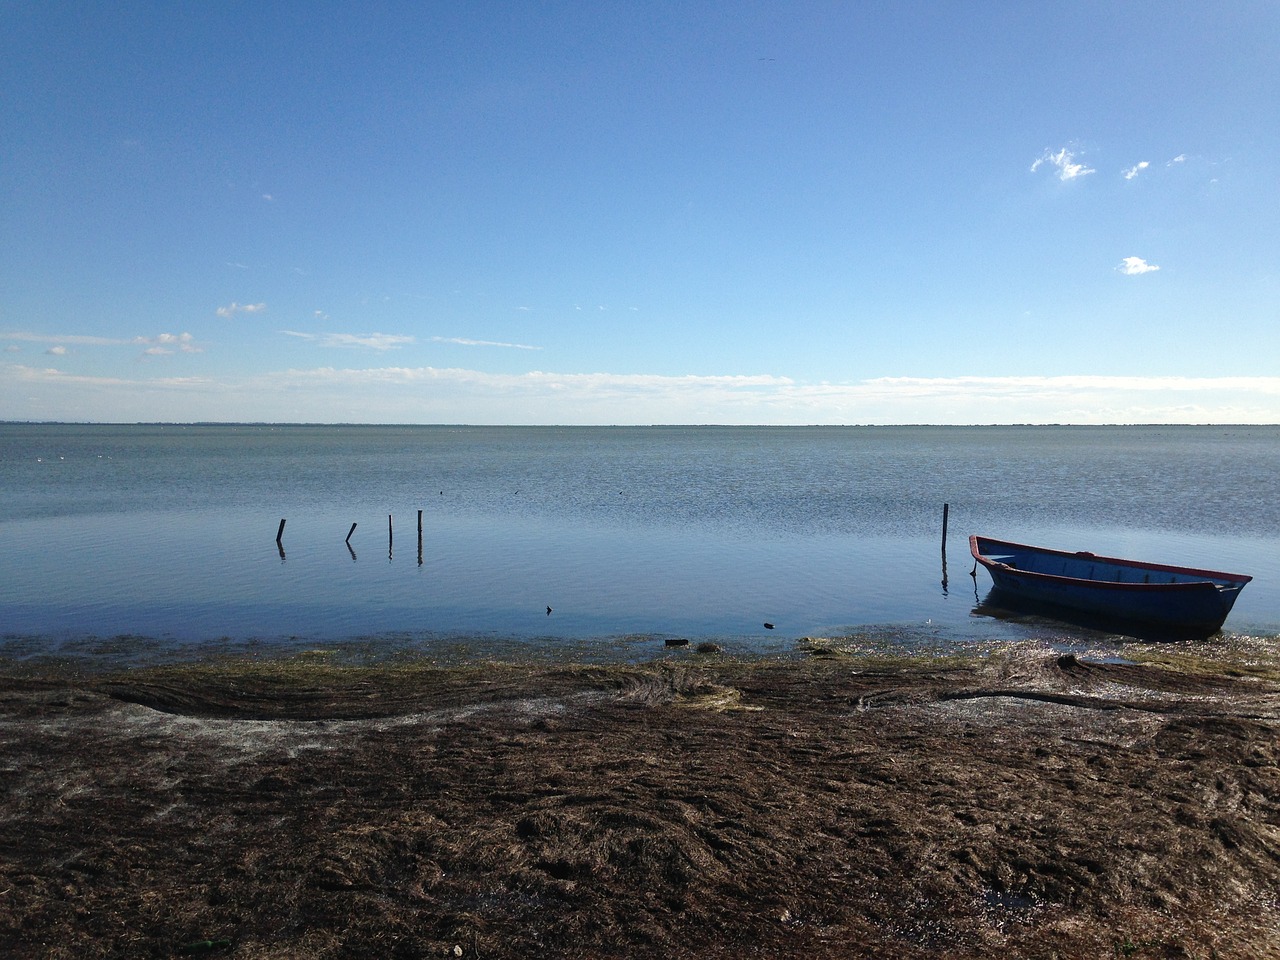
1031 147 1095 181
281 368 788 391
4 331 129 347
140 332 202 355
1122 160 1150 180
6 365 211 388
216 302 266 318
282 330 414 350
2 330 201 355
1118 256 1160 275
6 365 1278 424
430 337 541 350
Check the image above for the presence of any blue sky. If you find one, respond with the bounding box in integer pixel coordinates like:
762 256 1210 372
3 1 1278 424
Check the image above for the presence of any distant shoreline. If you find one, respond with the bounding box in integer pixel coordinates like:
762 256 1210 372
5 420 1278 428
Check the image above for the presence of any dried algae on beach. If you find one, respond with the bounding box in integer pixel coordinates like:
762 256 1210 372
2 643 1280 959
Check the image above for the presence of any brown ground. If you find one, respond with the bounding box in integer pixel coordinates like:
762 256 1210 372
2 640 1280 959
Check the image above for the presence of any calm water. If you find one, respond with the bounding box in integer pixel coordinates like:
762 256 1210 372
1 424 1277 660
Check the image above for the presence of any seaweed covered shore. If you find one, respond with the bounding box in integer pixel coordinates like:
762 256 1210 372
2 640 1279 958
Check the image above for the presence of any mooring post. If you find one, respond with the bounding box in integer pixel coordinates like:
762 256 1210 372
346 522 357 544
388 513 393 560
276 518 286 544
417 509 424 566
940 503 950 592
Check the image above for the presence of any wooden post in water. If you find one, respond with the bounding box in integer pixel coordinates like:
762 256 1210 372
276 518 286 544
940 503 950 592
417 509 424 566
346 522 357 544
388 514 393 560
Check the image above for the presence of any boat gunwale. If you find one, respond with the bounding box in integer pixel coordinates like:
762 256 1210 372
968 535 1252 591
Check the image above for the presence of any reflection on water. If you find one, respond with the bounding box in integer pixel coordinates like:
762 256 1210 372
973 590 1209 643
1 425 1276 652
1 504 1274 650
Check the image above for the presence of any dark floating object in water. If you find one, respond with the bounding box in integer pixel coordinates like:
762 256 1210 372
763 622 774 630
546 606 552 616
664 637 690 647
970 534 1251 638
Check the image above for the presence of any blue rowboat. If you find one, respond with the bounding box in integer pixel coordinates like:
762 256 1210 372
970 535 1251 637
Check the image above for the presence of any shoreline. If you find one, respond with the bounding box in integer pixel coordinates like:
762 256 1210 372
3 644 1280 958
5 624 1279 677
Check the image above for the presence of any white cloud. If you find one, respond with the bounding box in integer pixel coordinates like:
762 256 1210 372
5 364 1279 424
282 330 414 350
3 330 200 355
1030 147 1095 181
1118 256 1160 275
137 332 202 355
4 331 124 346
217 302 266 318
5 364 211 389
1168 154 1187 165
431 336 541 350
1122 161 1150 180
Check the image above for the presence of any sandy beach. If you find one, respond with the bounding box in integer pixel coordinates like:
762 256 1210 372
2 640 1279 959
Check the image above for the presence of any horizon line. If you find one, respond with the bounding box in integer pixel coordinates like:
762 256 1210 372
4 420 1277 429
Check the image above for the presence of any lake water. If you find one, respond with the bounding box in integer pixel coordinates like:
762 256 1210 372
1 423 1277 663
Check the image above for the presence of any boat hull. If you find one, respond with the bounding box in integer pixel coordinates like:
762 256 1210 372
970 535 1251 637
